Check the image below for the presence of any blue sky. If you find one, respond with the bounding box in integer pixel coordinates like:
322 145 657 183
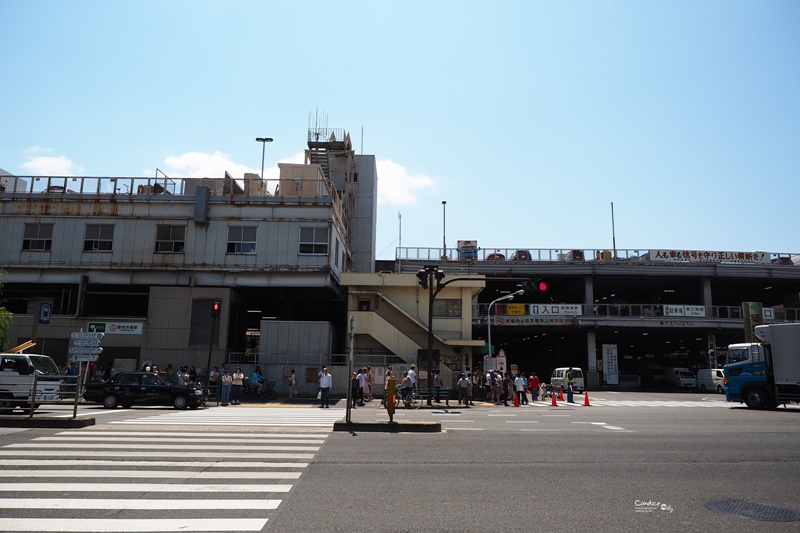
1 1 798 259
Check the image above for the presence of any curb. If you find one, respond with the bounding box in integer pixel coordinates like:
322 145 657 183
333 420 441 433
0 417 96 429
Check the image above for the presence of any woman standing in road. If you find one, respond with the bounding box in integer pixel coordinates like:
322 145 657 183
231 367 244 405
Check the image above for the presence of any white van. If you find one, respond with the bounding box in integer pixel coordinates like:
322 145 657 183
697 368 724 394
0 353 62 413
550 367 585 393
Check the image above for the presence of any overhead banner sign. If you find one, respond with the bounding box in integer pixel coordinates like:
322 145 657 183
88 322 143 335
663 305 706 317
649 250 769 264
529 304 583 316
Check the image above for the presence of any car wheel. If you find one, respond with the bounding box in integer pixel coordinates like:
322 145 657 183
173 395 188 409
103 394 119 409
716 385 724 394
744 388 767 410
0 394 16 414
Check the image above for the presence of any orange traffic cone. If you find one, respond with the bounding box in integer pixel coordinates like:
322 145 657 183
558 387 564 401
514 392 520 407
551 390 558 407
583 390 591 406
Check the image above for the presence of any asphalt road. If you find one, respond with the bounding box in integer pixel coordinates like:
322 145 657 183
0 391 798 532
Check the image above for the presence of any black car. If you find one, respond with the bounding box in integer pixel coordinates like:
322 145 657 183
83 371 209 409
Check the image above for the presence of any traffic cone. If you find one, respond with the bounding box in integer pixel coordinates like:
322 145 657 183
558 387 564 401
583 390 591 407
514 392 520 407
551 390 558 407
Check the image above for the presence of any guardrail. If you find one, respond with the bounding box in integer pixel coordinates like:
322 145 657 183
23 373 83 419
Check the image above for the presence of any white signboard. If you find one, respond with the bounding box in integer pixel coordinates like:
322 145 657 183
649 250 769 264
529 304 583 316
663 305 706 317
71 332 104 340
602 344 619 385
87 322 143 335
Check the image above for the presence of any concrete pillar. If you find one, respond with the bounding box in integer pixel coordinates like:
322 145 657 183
584 276 594 315
586 331 600 389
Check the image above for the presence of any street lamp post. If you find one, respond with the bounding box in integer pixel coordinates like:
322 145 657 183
487 290 524 359
442 201 446 258
255 137 273 180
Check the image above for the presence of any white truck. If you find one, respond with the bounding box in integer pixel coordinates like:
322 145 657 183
724 323 800 409
663 367 697 388
0 353 62 413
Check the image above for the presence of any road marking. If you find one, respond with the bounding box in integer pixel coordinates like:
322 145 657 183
0 451 315 459
36 436 326 444
0 518 268 532
56 431 329 438
0 482 292 492
0 460 309 468
443 427 484 431
0 498 280 510
7 443 320 451
0 470 302 479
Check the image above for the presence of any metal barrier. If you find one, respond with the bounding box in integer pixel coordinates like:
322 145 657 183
24 373 83 419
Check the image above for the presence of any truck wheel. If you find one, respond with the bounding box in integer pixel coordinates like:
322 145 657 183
744 388 767 409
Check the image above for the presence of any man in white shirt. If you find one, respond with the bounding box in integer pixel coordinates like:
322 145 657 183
408 364 417 388
318 367 332 408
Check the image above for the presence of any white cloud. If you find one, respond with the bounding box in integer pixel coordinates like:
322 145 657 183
20 156 81 176
159 150 306 182
376 159 436 206
24 145 50 154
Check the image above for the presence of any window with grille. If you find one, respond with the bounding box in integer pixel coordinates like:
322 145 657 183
155 225 186 253
299 227 328 254
84 224 114 252
22 223 53 251
227 226 257 254
433 299 462 318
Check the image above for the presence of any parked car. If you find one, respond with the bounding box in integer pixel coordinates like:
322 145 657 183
0 353 62 413
83 371 209 409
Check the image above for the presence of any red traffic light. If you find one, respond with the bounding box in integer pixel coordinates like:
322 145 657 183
211 300 222 318
538 281 547 291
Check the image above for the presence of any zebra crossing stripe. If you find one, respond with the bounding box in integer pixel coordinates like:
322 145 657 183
0 482 292 492
0 518 267 532
0 451 314 459
0 498 281 510
37 436 326 444
0 470 302 479
0 460 309 468
6 443 320 451
54 431 329 438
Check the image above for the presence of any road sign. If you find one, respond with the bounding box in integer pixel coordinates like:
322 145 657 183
72 339 101 347
71 354 99 362
70 332 104 340
68 347 103 355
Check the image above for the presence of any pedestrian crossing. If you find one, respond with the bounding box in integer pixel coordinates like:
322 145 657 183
0 421 333 531
111 406 346 427
588 399 730 408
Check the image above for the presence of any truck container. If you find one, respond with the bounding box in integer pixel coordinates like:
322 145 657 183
724 323 800 409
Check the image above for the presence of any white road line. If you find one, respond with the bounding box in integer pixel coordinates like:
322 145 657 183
0 518 267 532
432 419 474 422
0 499 280 510
0 451 314 459
7 443 320 451
0 470 301 479
603 425 627 430
36 436 325 444
443 427 484 431
0 460 308 468
56 431 328 437
0 483 291 492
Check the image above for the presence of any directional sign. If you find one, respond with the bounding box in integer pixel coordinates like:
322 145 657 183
72 339 101 347
71 354 99 362
68 347 103 355
70 332 104 340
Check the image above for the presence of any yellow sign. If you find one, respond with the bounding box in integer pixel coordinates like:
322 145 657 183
507 303 526 316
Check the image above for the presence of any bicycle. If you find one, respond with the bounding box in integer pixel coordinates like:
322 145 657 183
394 388 423 409
241 379 277 401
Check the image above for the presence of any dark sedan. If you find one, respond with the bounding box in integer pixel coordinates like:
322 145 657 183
83 371 209 409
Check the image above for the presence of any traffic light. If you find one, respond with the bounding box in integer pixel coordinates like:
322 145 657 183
416 270 428 289
524 279 548 292
211 300 222 318
435 269 445 287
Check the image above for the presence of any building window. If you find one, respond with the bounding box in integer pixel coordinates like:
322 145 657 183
358 300 371 312
155 225 185 253
299 227 328 254
227 226 257 254
84 224 114 252
433 299 462 318
22 223 53 251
